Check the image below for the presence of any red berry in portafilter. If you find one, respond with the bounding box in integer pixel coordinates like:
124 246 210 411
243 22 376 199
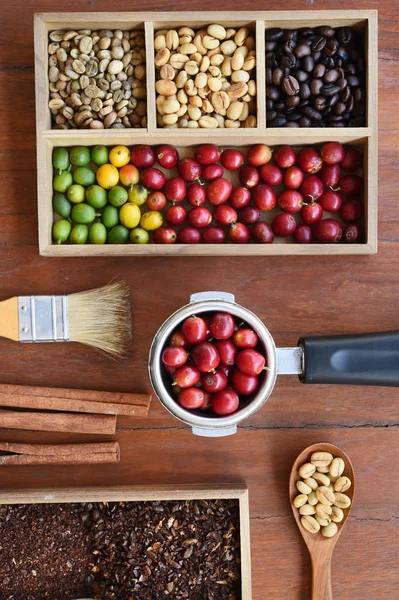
182 316 208 344
215 339 238 366
192 342 220 373
212 388 240 415
236 349 266 376
162 346 188 368
209 312 235 340
178 387 206 409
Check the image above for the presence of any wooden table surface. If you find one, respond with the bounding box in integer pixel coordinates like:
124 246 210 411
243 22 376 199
1 1 398 598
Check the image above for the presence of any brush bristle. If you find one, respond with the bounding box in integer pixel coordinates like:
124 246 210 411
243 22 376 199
68 281 132 357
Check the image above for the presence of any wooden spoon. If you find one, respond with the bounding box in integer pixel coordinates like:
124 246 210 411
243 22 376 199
289 443 355 600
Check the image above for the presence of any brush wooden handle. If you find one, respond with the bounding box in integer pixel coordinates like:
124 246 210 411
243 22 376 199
0 410 116 435
0 297 19 341
0 384 151 417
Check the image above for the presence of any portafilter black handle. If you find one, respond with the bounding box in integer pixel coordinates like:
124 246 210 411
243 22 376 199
299 330 399 386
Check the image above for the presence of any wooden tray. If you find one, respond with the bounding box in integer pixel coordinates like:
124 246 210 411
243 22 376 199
0 483 252 599
34 11 378 256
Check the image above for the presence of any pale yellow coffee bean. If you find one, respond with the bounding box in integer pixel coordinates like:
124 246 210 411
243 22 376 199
299 463 316 479
234 27 249 46
160 64 175 80
169 54 189 70
317 465 331 474
238 101 249 121
185 79 197 96
311 452 334 468
185 61 199 76
231 52 245 71
232 70 250 83
208 77 222 92
154 34 166 50
297 481 312 495
179 35 192 45
228 82 248 99
187 105 201 121
202 98 213 113
211 91 230 112
243 56 256 71
316 486 335 506
225 28 237 39
199 115 219 128
221 40 237 55
293 494 308 508
208 66 221 77
166 30 179 50
234 46 249 59
189 95 202 108
304 477 319 491
329 457 345 479
331 506 344 523
194 34 207 55
108 60 123 75
162 113 178 125
207 24 226 40
301 515 320 534
179 43 197 55
226 119 241 128
194 72 208 89
221 57 232 77
154 48 170 67
176 104 187 117
210 53 224 67
156 80 177 96
221 80 231 92
48 98 65 110
203 35 219 50
334 493 351 509
162 98 180 114
226 100 243 121
308 492 318 506
214 114 225 128
187 119 199 128
48 66 59 82
200 56 211 72
248 79 256 96
316 515 331 527
334 476 351 493
313 472 330 487
299 504 316 516
177 89 188 104
191 52 203 65
322 522 338 538
316 503 332 519
176 71 188 88
178 27 195 37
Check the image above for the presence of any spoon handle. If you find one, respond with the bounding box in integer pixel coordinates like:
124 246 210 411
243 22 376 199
311 550 333 600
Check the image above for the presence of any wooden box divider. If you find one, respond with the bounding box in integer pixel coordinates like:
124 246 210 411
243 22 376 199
35 10 378 256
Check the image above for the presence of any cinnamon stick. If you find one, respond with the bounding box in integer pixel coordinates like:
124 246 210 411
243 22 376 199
0 384 151 416
0 441 119 456
0 452 119 466
0 410 116 435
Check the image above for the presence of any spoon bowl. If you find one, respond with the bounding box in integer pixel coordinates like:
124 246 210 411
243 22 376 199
289 442 355 600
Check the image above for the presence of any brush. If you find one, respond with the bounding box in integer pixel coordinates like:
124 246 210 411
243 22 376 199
0 281 132 357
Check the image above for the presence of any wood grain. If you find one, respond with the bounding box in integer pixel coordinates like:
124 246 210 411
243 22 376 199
0 1 398 598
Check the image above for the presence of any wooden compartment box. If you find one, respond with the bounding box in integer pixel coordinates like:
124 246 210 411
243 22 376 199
34 11 378 256
0 484 252 599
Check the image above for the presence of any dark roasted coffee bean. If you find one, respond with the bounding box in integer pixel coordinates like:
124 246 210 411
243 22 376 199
340 86 351 102
295 43 311 58
337 26 353 45
347 75 360 87
324 39 338 57
346 62 356 75
302 55 315 73
294 69 309 82
282 75 300 95
283 30 297 41
272 67 283 85
299 82 311 99
321 83 340 96
286 110 301 120
275 100 285 111
336 67 345 79
298 98 310 107
266 98 274 110
337 77 347 90
313 63 326 78
312 51 322 62
299 116 312 127
337 47 349 62
335 101 346 115
283 40 296 53
321 106 332 116
266 110 277 123
354 87 363 102
329 93 339 106
346 94 354 112
286 95 300 108
266 85 280 100
323 68 339 83
265 41 277 52
324 56 335 69
316 26 335 38
311 78 324 95
285 121 300 127
335 57 343 68
300 27 317 37
312 36 327 51
266 28 284 41
314 95 328 111
327 114 343 122
281 52 296 69
270 116 287 127
266 54 278 68
302 105 322 120
332 122 345 127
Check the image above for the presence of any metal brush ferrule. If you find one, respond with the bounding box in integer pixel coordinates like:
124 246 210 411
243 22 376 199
18 296 69 342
